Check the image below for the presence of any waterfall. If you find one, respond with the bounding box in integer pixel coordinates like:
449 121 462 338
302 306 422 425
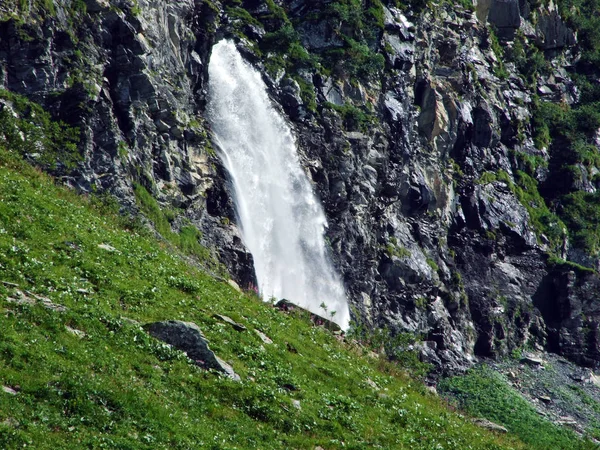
206 40 350 330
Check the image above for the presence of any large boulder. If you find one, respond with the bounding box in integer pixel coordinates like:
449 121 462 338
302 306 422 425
487 0 521 40
536 10 576 51
145 321 240 380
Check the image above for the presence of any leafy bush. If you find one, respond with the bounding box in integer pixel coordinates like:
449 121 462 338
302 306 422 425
559 191 600 255
324 102 377 132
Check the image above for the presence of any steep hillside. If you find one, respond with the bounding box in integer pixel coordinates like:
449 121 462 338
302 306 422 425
0 144 534 448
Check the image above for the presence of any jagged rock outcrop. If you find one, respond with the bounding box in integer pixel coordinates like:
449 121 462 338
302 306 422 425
2 0 600 374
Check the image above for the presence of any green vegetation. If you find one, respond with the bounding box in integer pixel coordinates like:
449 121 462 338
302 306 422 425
325 102 377 132
557 190 600 255
488 28 509 80
0 89 81 171
222 0 386 83
512 171 566 251
426 257 439 272
132 183 219 272
0 148 536 448
3 0 56 19
507 30 548 86
385 237 412 259
547 255 596 274
521 0 600 258
477 169 566 253
346 325 430 379
439 366 599 450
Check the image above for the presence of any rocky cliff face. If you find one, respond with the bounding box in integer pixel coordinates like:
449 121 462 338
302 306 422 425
2 0 600 374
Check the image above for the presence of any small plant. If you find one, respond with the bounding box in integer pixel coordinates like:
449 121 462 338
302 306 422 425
385 238 411 259
426 258 439 272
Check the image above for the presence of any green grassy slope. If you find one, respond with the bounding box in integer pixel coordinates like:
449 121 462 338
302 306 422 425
0 152 529 449
440 366 600 450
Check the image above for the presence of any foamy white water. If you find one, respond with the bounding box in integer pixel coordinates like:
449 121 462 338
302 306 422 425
206 40 350 329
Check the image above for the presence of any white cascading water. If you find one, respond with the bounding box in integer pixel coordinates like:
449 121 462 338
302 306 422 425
206 40 350 330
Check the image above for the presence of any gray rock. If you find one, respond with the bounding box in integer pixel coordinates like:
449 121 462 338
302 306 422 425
521 355 544 366
1 386 18 396
487 0 521 40
275 300 341 332
536 10 576 50
213 314 247 332
297 21 344 50
145 321 240 381
98 243 118 253
84 0 109 12
6 290 68 313
472 418 508 433
65 326 86 338
254 329 273 345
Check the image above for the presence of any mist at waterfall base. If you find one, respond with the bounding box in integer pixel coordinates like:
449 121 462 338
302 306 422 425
206 40 350 330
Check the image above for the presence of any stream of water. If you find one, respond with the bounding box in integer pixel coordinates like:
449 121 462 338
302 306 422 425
206 40 350 329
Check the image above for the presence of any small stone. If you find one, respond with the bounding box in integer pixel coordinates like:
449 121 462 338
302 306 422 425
37 296 67 313
213 314 246 332
590 373 600 387
557 416 578 427
472 418 508 433
227 280 242 293
254 329 273 345
98 243 118 252
121 316 141 326
65 326 86 338
365 378 379 390
426 385 438 396
1 418 17 427
214 356 241 382
7 290 67 312
6 294 35 307
538 395 552 404
521 355 544 366
2 386 17 395
292 399 301 410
